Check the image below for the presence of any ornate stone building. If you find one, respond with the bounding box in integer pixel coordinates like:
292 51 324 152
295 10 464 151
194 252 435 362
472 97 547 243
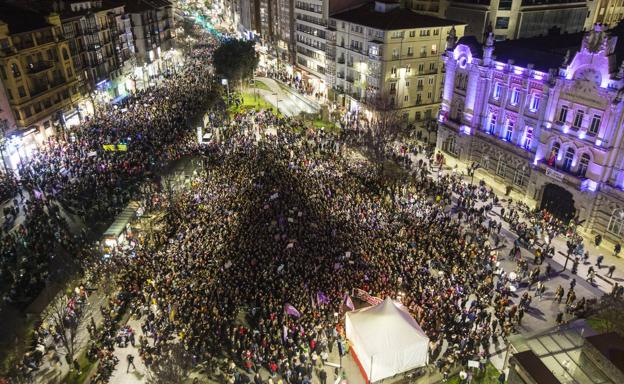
437 22 624 243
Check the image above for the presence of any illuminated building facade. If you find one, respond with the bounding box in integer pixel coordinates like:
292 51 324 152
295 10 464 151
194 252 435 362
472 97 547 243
437 22 624 242
331 1 464 135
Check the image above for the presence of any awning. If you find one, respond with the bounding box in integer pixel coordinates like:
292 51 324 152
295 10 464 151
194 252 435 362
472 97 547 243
103 201 140 239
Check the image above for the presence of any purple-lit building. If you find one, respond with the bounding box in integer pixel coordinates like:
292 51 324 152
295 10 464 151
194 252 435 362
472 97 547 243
437 23 624 242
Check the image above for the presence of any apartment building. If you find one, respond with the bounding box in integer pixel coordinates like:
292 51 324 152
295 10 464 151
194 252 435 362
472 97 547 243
0 5 80 166
58 0 135 102
437 22 624 243
590 0 624 28
294 0 366 86
124 0 175 86
445 0 588 42
331 1 465 133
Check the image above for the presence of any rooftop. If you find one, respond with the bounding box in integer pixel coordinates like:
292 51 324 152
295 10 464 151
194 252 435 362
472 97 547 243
585 332 624 374
0 4 52 34
458 21 624 72
512 350 561 384
115 0 172 13
331 2 463 31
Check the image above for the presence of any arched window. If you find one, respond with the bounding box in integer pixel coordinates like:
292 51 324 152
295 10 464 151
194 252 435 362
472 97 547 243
578 153 590 178
563 147 575 171
607 209 624 237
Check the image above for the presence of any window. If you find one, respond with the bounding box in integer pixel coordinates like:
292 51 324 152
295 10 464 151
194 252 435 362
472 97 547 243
495 17 510 29
573 110 584 130
429 62 436 72
510 88 520 106
431 44 437 55
428 76 434 85
499 0 512 10
405 81 410 87
558 105 569 123
11 63 20 78
497 157 506 176
563 147 575 171
427 91 432 99
493 83 502 100
391 66 397 75
417 78 424 89
415 111 421 120
404 95 409 102
409 30 415 37
6 88 12 100
18 86 26 97
578 153 590 177
589 114 601 135
420 46 426 57
505 119 514 141
418 63 424 73
406 64 411 73
529 94 540 112
607 209 624 236
416 94 422 104
392 49 399 59
514 167 528 187
488 113 497 134
368 45 379 56
524 126 533 149
62 47 69 60
433 29 439 36
407 47 413 56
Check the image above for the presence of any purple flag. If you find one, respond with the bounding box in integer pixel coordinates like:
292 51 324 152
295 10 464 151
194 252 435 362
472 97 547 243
317 291 330 305
343 293 355 310
284 303 301 317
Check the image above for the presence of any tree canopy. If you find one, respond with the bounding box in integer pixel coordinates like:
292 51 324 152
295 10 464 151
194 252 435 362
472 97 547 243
213 39 258 85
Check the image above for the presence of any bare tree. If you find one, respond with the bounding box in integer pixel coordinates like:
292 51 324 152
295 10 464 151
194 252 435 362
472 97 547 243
147 343 193 384
362 93 404 175
43 292 79 365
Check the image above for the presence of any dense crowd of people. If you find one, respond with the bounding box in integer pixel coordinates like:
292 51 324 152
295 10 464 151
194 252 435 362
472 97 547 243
0 34 221 308
1 19 619 384
54 103 594 384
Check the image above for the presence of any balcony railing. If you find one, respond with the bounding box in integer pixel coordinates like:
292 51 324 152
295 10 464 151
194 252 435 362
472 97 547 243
26 61 54 74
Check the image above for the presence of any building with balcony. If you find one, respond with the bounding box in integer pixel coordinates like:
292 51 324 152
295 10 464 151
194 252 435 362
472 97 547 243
122 0 175 86
436 22 624 243
331 0 465 134
57 0 135 102
589 0 624 28
445 0 589 43
294 0 367 91
0 5 80 166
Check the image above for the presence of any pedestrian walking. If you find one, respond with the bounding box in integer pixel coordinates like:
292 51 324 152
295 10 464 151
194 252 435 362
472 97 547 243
607 265 616 278
596 255 604 268
127 354 136 373
319 369 327 384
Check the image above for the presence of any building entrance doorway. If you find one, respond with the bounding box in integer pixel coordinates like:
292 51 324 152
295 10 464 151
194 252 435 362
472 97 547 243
540 183 576 222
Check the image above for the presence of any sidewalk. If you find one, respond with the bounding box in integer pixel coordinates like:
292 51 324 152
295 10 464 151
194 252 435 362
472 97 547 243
439 153 624 294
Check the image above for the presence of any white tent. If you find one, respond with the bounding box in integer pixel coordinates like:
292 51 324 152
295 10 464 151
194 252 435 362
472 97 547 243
345 297 429 383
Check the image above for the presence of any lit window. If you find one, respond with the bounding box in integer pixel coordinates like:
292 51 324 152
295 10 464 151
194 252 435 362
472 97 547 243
510 88 520 106
529 94 540 112
523 126 533 149
563 147 575 171
505 119 514 141
488 113 497 134
493 83 502 100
